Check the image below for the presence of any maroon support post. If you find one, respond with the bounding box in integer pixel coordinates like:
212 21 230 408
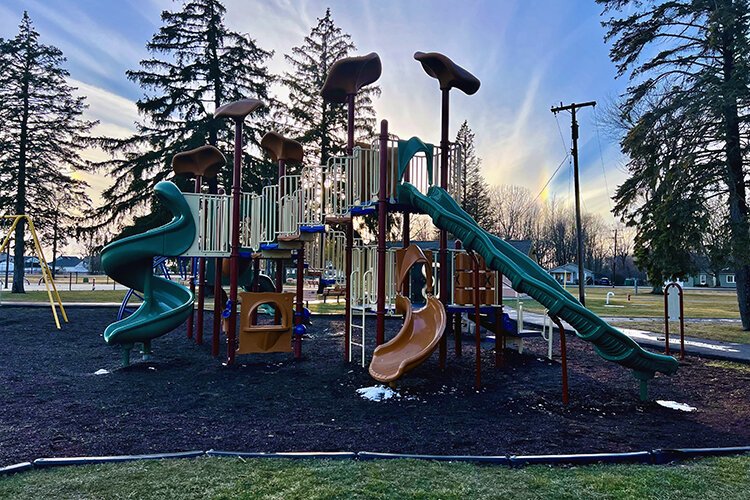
275 159 287 325
402 167 411 298
212 258 223 357
251 254 260 325
454 240 463 357
226 118 243 365
196 258 206 344
195 177 206 345
438 88 450 369
344 220 353 362
470 251 481 390
187 255 195 339
294 246 305 359
343 92 357 361
186 176 202 339
376 119 389 346
551 316 569 405
496 270 503 367
211 187 225 358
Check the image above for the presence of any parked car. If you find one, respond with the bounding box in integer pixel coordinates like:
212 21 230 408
595 277 611 286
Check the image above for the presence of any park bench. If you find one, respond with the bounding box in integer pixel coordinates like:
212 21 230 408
322 285 346 303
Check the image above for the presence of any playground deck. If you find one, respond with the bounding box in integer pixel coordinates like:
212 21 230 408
2 307 750 467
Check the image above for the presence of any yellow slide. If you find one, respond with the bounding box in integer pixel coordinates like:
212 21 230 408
369 246 447 383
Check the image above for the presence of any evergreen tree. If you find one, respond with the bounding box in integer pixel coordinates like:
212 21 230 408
455 120 490 229
278 8 380 168
702 197 733 287
0 12 95 293
93 0 275 234
599 0 750 323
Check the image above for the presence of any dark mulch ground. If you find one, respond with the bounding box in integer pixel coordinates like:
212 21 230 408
1 306 749 466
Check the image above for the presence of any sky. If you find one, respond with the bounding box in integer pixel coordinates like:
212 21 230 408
0 0 630 249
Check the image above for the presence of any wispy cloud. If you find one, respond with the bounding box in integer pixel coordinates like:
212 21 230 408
2 0 625 225
70 79 139 139
10 0 146 92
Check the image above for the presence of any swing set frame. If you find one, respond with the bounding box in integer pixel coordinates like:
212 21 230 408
0 215 67 329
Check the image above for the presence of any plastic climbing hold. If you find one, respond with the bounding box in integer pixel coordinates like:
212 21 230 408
294 324 307 336
222 300 233 319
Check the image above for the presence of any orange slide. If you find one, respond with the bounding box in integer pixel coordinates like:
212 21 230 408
369 245 447 383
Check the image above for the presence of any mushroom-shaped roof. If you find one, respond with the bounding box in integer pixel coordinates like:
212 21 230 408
214 98 265 120
321 52 382 103
260 132 304 163
171 145 225 178
413 52 480 95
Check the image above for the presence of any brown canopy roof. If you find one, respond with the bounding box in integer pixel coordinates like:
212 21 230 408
321 52 382 103
214 98 265 120
413 52 480 95
171 145 225 178
260 132 304 163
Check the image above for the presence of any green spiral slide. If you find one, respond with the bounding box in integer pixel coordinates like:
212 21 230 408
397 181 679 386
102 181 196 366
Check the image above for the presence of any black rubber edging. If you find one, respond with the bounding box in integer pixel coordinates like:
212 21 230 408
3 446 750 477
651 446 750 465
509 451 652 466
357 451 510 464
205 450 356 460
0 462 33 475
32 451 205 468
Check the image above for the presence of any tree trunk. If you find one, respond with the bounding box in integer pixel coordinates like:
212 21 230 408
52 219 58 279
721 26 750 330
12 221 25 293
12 53 31 294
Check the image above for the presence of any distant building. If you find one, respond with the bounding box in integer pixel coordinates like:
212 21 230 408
548 263 595 285
679 254 737 289
0 255 41 272
683 268 737 289
51 256 89 273
0 255 89 274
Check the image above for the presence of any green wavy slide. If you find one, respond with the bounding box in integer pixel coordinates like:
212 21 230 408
102 181 196 366
397 182 678 382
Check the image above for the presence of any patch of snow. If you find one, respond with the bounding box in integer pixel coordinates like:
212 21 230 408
621 329 740 353
356 385 399 402
93 369 110 375
656 400 697 412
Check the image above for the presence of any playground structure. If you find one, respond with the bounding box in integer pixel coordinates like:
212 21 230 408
100 50 679 399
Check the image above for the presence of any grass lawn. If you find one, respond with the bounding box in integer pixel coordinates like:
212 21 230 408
1 456 749 499
0 289 130 303
704 360 750 373
609 320 750 345
307 301 346 314
508 286 740 319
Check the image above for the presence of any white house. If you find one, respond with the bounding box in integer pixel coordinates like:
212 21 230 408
548 263 595 285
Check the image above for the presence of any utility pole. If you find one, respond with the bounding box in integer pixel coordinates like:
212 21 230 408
551 100 596 306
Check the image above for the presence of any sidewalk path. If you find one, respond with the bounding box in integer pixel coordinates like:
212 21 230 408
511 309 750 364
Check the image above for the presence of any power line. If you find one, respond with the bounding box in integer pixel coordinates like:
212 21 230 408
519 153 571 218
554 113 569 157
